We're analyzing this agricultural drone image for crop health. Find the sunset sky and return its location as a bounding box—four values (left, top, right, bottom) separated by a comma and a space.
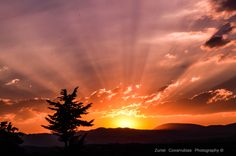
0, 0, 236, 133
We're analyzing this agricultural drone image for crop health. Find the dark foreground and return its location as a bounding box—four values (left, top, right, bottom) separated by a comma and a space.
2, 124, 236, 155
3, 142, 235, 156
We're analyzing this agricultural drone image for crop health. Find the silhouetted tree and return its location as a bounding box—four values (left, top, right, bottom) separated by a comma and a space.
42, 87, 94, 148
0, 121, 24, 153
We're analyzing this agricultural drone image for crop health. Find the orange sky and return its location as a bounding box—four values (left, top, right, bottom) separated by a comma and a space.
0, 0, 236, 133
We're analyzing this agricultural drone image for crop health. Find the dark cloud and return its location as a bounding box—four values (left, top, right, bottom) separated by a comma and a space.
212, 22, 233, 37
203, 0, 236, 48
211, 0, 236, 12
204, 22, 235, 48
205, 35, 231, 48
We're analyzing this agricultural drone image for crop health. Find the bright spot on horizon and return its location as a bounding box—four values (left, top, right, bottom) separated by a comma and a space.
116, 118, 137, 128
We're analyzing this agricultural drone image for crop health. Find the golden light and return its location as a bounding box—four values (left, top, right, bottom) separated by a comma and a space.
115, 117, 137, 128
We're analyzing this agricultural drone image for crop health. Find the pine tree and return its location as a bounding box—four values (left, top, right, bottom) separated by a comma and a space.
42, 87, 94, 148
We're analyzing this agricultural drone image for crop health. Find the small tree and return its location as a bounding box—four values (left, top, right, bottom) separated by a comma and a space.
42, 87, 94, 148
0, 121, 24, 151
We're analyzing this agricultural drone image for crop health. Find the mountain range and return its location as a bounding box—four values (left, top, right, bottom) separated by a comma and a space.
22, 123, 236, 147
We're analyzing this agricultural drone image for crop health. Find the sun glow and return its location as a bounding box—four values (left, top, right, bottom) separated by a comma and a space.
115, 117, 137, 128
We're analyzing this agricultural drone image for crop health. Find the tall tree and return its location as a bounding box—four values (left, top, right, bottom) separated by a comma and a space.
42, 87, 94, 148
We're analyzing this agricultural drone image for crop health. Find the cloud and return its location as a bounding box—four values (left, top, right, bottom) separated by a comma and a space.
191, 76, 201, 82
0, 97, 49, 132
0, 0, 224, 102
5, 78, 20, 86
211, 0, 236, 12
204, 22, 235, 48
181, 88, 236, 113
213, 75, 236, 90
0, 66, 8, 72
0, 98, 14, 105
207, 89, 234, 103
85, 83, 236, 117
166, 31, 211, 41
85, 84, 161, 109
1, 85, 236, 132
101, 103, 145, 118
131, 88, 236, 116
202, 0, 236, 19
123, 86, 133, 95
0, 0, 236, 132
0, 0, 208, 100
149, 29, 215, 44
82, 84, 166, 119
160, 80, 186, 98
0, 98, 49, 116
165, 53, 176, 59
202, 0, 236, 49
204, 36, 231, 48
0, 113, 16, 121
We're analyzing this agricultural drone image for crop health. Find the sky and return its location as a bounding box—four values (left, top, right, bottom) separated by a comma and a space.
0, 0, 236, 133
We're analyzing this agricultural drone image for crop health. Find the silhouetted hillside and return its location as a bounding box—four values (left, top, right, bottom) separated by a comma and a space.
23, 123, 236, 147
155, 123, 204, 130
23, 134, 63, 147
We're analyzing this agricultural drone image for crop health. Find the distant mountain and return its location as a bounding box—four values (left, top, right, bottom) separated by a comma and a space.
156, 122, 236, 130
23, 123, 236, 147
155, 123, 204, 130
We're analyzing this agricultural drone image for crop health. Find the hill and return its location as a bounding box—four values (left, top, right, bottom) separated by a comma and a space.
23, 123, 236, 147
155, 123, 204, 130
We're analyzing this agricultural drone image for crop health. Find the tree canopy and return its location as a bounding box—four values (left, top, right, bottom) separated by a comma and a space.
42, 87, 94, 147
